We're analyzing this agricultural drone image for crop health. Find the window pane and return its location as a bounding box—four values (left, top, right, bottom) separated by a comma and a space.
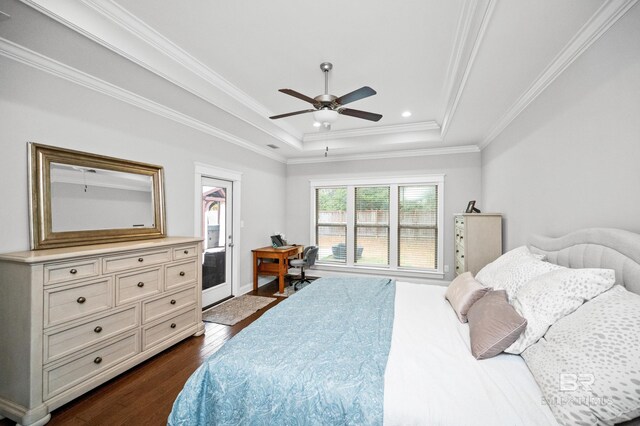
399, 228, 437, 269
316, 187, 347, 264
399, 186, 437, 226
316, 187, 347, 224
399, 185, 438, 269
316, 225, 346, 263
355, 227, 389, 265
355, 187, 389, 265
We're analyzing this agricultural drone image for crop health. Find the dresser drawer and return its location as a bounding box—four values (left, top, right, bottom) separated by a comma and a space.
165, 259, 198, 290
103, 249, 171, 273
173, 245, 198, 261
115, 267, 162, 305
455, 257, 465, 276
44, 306, 138, 363
44, 258, 100, 286
43, 331, 139, 399
44, 278, 113, 327
143, 286, 197, 324
143, 308, 197, 350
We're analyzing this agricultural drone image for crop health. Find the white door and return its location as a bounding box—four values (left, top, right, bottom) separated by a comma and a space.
201, 177, 233, 307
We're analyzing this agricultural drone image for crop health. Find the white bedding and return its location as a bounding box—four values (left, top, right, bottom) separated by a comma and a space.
384, 282, 558, 425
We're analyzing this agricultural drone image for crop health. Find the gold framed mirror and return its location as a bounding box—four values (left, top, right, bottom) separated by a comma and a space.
29, 143, 166, 250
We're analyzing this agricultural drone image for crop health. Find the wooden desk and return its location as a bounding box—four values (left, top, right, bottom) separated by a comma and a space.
252, 245, 304, 294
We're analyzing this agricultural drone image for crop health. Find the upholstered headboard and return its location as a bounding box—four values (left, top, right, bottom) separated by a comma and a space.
529, 228, 640, 296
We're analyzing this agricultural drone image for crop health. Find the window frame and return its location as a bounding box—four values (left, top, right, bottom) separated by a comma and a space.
310, 175, 444, 278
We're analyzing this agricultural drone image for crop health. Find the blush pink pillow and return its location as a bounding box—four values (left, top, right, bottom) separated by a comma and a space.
445, 272, 490, 323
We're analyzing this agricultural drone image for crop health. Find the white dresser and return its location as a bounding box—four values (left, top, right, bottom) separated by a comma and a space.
454, 214, 502, 276
0, 237, 204, 426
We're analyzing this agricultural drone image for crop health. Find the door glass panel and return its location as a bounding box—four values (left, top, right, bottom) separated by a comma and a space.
202, 185, 226, 290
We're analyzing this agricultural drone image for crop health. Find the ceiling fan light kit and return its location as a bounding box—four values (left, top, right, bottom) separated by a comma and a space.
269, 62, 383, 126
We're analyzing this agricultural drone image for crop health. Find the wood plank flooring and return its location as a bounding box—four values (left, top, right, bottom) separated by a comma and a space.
0, 280, 285, 426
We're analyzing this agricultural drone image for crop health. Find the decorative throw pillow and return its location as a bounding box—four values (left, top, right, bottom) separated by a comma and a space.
445, 272, 490, 323
505, 268, 615, 354
466, 290, 527, 360
522, 285, 640, 426
476, 254, 562, 301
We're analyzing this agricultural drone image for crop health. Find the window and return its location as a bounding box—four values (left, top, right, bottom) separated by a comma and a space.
311, 176, 443, 274
315, 187, 347, 264
398, 185, 438, 269
355, 187, 389, 266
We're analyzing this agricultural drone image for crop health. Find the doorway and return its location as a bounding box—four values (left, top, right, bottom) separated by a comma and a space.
201, 176, 233, 307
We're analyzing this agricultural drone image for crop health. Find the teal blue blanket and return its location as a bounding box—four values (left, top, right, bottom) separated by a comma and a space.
168, 276, 396, 425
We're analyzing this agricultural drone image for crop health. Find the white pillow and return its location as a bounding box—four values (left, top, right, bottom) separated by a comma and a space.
476, 249, 560, 301
522, 285, 640, 425
476, 246, 544, 283
505, 267, 615, 354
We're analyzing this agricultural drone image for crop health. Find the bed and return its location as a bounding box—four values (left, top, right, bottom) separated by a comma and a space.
169, 228, 640, 425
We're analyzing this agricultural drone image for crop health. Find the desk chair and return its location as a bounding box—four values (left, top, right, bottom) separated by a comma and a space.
289, 246, 318, 291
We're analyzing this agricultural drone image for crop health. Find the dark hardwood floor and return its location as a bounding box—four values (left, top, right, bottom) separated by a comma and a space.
0, 280, 285, 426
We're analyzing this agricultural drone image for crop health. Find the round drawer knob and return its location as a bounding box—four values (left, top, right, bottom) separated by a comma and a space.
94, 357, 102, 364
183, 250, 189, 254
94, 326, 103, 333
138, 258, 144, 262
461, 255, 464, 258
170, 323, 177, 329
137, 282, 145, 288
179, 271, 186, 277
77, 296, 86, 304
170, 299, 176, 305
70, 268, 78, 275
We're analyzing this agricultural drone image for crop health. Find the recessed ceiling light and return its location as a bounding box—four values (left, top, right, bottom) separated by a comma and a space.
313, 122, 321, 128
402, 111, 412, 118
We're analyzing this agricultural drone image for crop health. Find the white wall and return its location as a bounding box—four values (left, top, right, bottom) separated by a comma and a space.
0, 56, 286, 291
481, 4, 640, 249
285, 153, 482, 281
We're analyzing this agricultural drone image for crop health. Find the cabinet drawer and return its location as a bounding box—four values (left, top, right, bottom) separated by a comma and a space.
165, 260, 198, 290
44, 258, 100, 285
44, 278, 113, 327
173, 245, 198, 261
455, 257, 465, 276
43, 331, 139, 399
44, 306, 138, 363
143, 286, 197, 324
143, 308, 196, 350
103, 249, 171, 273
115, 267, 162, 305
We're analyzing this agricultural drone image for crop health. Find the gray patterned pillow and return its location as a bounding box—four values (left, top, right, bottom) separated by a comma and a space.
522, 285, 640, 426
476, 246, 545, 286
506, 268, 616, 354
476, 251, 561, 301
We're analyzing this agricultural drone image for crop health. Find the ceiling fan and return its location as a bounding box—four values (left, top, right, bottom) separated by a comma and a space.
269, 62, 382, 128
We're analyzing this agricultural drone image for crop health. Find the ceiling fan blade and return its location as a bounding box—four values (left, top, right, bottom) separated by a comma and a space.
339, 108, 383, 122
269, 109, 315, 120
335, 86, 377, 106
279, 89, 319, 106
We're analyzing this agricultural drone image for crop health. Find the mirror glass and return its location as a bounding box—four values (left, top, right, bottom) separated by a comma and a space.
29, 143, 166, 250
50, 163, 155, 232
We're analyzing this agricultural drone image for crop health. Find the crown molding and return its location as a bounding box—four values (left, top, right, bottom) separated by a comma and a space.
287, 145, 480, 165
20, 0, 304, 150
440, 0, 496, 139
479, 0, 638, 149
302, 121, 441, 142
0, 38, 287, 163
